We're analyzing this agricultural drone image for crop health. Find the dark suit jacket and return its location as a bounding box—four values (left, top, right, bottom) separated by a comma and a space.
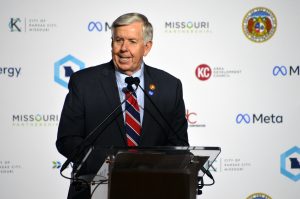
56, 60, 188, 198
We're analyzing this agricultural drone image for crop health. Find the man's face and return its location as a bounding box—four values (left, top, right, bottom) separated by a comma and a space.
112, 21, 152, 76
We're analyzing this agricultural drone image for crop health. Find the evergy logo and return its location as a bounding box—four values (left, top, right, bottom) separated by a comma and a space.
0, 67, 21, 77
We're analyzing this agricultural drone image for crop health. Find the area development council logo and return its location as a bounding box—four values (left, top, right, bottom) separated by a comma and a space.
195, 64, 242, 81
242, 7, 277, 42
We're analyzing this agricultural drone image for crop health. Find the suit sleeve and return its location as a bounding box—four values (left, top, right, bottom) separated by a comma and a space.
56, 74, 86, 159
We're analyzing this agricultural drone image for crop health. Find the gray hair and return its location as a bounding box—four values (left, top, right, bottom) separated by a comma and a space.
111, 13, 153, 43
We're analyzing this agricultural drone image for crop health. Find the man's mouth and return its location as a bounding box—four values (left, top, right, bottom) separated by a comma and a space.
119, 57, 131, 63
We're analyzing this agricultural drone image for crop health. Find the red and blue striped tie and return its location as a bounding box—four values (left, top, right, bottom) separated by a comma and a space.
125, 91, 141, 146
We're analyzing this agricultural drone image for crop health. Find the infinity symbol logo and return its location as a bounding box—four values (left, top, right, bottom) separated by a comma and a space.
88, 21, 103, 32
236, 114, 251, 124
273, 66, 287, 76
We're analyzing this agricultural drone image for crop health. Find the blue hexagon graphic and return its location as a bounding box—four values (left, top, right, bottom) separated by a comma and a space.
280, 146, 300, 181
54, 54, 85, 88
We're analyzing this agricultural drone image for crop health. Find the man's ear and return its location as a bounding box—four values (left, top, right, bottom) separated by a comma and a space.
143, 41, 153, 56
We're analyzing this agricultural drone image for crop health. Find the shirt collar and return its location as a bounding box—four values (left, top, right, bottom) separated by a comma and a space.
115, 63, 144, 86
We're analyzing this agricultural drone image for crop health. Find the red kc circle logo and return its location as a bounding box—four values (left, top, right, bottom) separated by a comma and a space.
195, 64, 212, 81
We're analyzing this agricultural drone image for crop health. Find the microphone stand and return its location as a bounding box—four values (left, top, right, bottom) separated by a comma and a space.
60, 82, 139, 182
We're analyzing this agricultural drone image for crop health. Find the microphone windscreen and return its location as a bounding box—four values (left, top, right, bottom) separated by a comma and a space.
125, 76, 134, 85
133, 77, 140, 85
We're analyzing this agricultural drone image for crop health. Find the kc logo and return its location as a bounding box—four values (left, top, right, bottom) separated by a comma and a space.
186, 109, 197, 124
9, 18, 22, 32
88, 21, 102, 32
273, 66, 287, 76
195, 64, 212, 81
236, 113, 251, 124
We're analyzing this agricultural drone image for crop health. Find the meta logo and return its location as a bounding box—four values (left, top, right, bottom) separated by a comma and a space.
9, 18, 22, 32
281, 146, 300, 181
195, 64, 212, 81
236, 113, 283, 124
88, 21, 111, 32
54, 55, 85, 88
273, 65, 300, 76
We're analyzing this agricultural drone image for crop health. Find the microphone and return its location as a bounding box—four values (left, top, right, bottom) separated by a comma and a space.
60, 79, 140, 177
125, 76, 140, 92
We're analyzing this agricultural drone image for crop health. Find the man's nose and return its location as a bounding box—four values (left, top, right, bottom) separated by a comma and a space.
121, 41, 128, 51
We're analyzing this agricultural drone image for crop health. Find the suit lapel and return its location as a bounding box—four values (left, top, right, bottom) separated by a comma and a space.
140, 65, 158, 144
97, 61, 127, 144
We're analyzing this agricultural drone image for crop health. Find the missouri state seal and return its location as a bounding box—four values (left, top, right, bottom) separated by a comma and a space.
246, 192, 272, 199
242, 7, 277, 43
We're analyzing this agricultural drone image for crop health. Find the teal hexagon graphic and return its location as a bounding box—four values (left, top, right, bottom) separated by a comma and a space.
54, 54, 85, 88
280, 146, 300, 181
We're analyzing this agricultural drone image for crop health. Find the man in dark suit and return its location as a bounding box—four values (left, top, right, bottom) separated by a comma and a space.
56, 12, 189, 199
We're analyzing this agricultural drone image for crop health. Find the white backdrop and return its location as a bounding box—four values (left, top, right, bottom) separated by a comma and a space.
1, 0, 300, 198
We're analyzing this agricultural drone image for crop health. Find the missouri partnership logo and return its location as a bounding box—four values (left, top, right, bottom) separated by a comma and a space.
273, 65, 300, 76
54, 55, 85, 88
281, 146, 300, 181
165, 20, 211, 33
242, 7, 277, 43
236, 113, 283, 124
12, 114, 59, 127
88, 21, 111, 32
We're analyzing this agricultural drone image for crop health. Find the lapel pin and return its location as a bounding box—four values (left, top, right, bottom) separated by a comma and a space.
149, 84, 156, 90
148, 90, 154, 96
148, 84, 156, 96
